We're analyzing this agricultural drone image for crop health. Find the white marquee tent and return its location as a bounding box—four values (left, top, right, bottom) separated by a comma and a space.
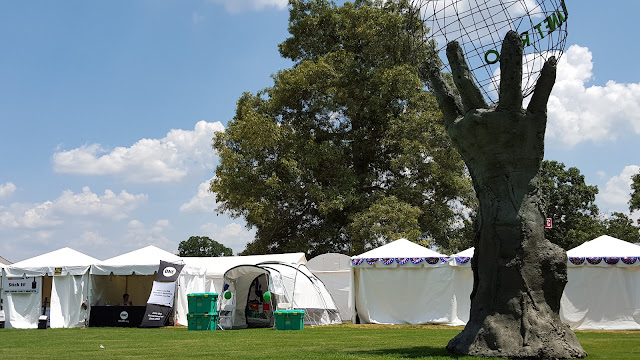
219, 261, 341, 329
561, 235, 640, 330
443, 238, 640, 331
446, 247, 474, 325
90, 245, 206, 327
307, 253, 352, 321
2, 248, 99, 328
350, 239, 464, 325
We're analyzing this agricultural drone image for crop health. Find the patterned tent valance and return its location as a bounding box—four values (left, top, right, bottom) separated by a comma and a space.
351, 257, 451, 267
568, 256, 639, 267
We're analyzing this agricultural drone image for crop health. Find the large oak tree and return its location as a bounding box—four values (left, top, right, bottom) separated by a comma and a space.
211, 0, 475, 257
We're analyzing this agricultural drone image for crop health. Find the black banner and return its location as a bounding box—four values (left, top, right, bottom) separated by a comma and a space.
140, 260, 184, 328
154, 260, 184, 282
139, 303, 171, 327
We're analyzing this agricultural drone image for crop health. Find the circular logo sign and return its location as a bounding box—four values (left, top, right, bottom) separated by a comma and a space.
120, 311, 129, 320
163, 267, 177, 277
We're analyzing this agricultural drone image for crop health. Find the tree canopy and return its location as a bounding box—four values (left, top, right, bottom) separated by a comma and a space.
539, 160, 600, 250
630, 171, 640, 213
211, 0, 475, 257
540, 160, 639, 249
177, 236, 233, 257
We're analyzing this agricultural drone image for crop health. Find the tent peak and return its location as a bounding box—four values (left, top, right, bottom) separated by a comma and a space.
352, 238, 446, 259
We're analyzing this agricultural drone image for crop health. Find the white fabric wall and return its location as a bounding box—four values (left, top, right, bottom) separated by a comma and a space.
354, 266, 460, 325
561, 265, 640, 330
449, 266, 472, 325
50, 274, 90, 328
308, 253, 352, 321
311, 270, 351, 321
5, 290, 41, 329
175, 272, 207, 326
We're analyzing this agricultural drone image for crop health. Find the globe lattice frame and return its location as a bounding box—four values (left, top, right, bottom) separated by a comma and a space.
410, 0, 568, 104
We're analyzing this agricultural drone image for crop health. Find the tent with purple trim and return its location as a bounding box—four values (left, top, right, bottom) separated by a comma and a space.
560, 235, 640, 330
349, 238, 464, 325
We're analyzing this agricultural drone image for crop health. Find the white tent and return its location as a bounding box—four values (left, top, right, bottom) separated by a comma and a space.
90, 245, 206, 327
180, 252, 306, 295
350, 239, 462, 325
446, 247, 474, 324
219, 262, 341, 329
561, 235, 640, 330
307, 253, 352, 321
3, 248, 99, 328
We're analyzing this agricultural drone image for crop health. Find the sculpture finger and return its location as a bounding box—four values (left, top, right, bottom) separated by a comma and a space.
420, 60, 463, 126
497, 30, 524, 111
527, 57, 557, 115
447, 41, 487, 111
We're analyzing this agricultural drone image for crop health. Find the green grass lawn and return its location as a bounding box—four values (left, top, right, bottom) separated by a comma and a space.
0, 324, 638, 360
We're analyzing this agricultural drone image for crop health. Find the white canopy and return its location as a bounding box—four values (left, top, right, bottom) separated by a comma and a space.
353, 238, 447, 262
91, 245, 182, 275
448, 247, 474, 267
5, 247, 99, 277
89, 245, 206, 328
350, 239, 465, 325
561, 235, 640, 330
566, 235, 640, 266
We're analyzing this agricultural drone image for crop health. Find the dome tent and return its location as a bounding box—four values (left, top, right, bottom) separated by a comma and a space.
219, 261, 341, 329
350, 238, 463, 325
561, 235, 640, 330
180, 252, 306, 295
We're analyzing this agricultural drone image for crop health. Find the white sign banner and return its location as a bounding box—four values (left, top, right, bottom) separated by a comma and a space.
147, 281, 176, 307
2, 276, 40, 293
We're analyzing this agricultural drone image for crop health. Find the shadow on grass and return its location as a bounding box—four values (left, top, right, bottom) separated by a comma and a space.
348, 345, 466, 359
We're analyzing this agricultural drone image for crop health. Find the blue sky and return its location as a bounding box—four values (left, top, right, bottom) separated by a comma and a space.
1, 0, 639, 262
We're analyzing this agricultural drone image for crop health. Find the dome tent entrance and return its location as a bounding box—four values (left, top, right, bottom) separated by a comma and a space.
219, 262, 341, 329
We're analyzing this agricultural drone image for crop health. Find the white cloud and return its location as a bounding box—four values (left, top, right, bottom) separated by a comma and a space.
0, 201, 60, 229
0, 187, 147, 229
55, 187, 148, 220
80, 231, 108, 247
200, 222, 256, 254
546, 45, 640, 146
0, 182, 17, 200
125, 219, 174, 250
52, 121, 225, 183
180, 178, 218, 213
208, 0, 288, 13
597, 165, 640, 210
